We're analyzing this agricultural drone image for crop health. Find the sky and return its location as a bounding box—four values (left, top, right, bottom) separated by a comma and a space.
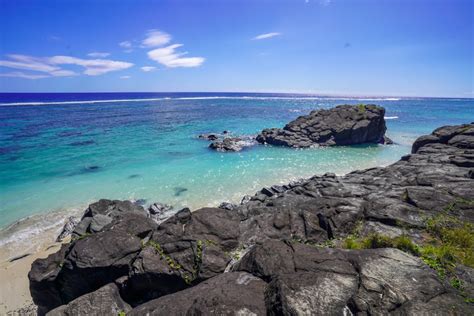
0, 0, 472, 97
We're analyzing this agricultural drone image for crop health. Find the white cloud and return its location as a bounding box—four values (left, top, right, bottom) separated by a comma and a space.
0, 54, 60, 73
142, 30, 171, 48
120, 75, 131, 79
48, 56, 133, 76
253, 32, 281, 40
0, 54, 133, 79
148, 44, 204, 68
49, 69, 78, 77
0, 71, 50, 79
87, 52, 110, 58
119, 41, 132, 48
141, 66, 157, 72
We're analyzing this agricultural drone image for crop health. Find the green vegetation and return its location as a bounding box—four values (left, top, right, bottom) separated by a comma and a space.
401, 190, 409, 202
343, 233, 419, 256
424, 213, 474, 269
227, 244, 246, 261
340, 209, 474, 301
117, 311, 126, 316
357, 104, 366, 113
204, 239, 218, 247
73, 232, 91, 241
147, 240, 183, 270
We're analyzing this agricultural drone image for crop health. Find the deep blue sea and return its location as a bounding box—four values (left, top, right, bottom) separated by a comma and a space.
0, 92, 473, 247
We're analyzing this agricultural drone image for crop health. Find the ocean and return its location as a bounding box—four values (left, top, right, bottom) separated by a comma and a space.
0, 92, 473, 248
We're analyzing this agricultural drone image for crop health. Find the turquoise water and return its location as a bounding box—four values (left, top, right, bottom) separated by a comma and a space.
0, 94, 473, 231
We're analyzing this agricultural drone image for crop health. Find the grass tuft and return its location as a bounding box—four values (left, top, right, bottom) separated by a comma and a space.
357, 104, 366, 113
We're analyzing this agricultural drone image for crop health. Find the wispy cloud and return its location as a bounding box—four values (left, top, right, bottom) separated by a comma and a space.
142, 30, 171, 48
0, 54, 61, 73
0, 71, 50, 80
148, 44, 204, 68
48, 56, 133, 76
141, 66, 157, 72
119, 41, 132, 48
253, 32, 281, 40
120, 75, 131, 79
87, 52, 110, 58
0, 54, 133, 79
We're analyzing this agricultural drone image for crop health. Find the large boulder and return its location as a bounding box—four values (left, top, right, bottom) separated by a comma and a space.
125, 207, 240, 305
72, 199, 148, 238
29, 200, 155, 315
235, 240, 471, 315
128, 272, 267, 315
412, 123, 474, 153
257, 104, 389, 147
45, 283, 131, 316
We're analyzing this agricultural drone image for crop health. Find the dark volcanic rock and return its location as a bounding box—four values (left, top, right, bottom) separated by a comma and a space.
209, 136, 257, 152
235, 240, 471, 315
412, 123, 474, 153
257, 104, 389, 147
128, 272, 267, 315
71, 199, 148, 239
31, 200, 156, 314
147, 202, 177, 223
218, 201, 238, 210
31, 123, 474, 315
198, 133, 219, 141
45, 283, 131, 316
124, 207, 240, 305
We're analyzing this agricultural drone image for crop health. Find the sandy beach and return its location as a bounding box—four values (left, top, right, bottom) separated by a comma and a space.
0, 244, 61, 315
0, 212, 77, 315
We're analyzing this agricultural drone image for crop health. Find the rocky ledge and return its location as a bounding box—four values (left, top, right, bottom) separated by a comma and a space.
30, 123, 474, 315
257, 104, 392, 148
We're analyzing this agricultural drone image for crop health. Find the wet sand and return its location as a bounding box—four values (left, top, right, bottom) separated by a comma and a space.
0, 219, 72, 315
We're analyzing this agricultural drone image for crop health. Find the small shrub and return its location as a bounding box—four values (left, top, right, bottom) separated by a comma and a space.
360, 233, 393, 249
343, 236, 363, 249
450, 277, 463, 290
342, 233, 420, 256
392, 235, 420, 256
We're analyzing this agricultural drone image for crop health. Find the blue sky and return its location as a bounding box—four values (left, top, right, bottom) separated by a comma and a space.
0, 0, 472, 97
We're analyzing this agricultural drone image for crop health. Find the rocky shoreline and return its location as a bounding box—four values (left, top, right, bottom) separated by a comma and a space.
203, 104, 393, 152
29, 122, 474, 315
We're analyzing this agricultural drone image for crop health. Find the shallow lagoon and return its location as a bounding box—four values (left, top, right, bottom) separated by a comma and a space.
0, 93, 473, 230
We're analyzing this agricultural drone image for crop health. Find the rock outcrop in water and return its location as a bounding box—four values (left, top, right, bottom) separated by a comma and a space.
257, 104, 392, 147
198, 131, 258, 152
29, 123, 474, 315
209, 136, 257, 152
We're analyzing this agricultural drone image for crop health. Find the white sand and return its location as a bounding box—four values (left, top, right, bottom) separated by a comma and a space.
0, 224, 70, 314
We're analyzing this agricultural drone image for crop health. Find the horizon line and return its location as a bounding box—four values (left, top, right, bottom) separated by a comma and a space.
0, 91, 473, 100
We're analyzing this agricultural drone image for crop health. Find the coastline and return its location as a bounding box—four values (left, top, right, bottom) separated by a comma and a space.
0, 241, 63, 315
1, 98, 472, 313
0, 210, 82, 314
26, 122, 474, 314
0, 158, 397, 314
